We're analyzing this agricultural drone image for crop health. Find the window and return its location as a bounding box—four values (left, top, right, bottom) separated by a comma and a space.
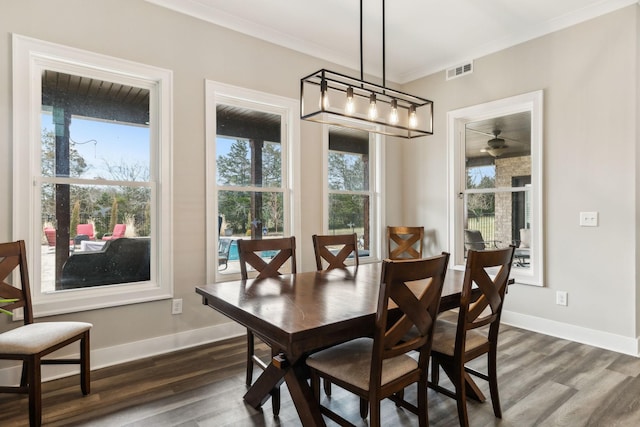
13, 35, 173, 315
324, 125, 382, 262
205, 81, 300, 281
449, 91, 543, 286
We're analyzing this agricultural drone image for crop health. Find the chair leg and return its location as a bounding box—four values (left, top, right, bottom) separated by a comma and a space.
430, 357, 440, 385
246, 330, 254, 386
418, 378, 428, 427
368, 399, 379, 427
360, 397, 368, 418
323, 378, 332, 396
452, 364, 470, 427
488, 347, 502, 418
20, 360, 28, 387
81, 332, 91, 395
28, 355, 42, 427
271, 387, 280, 417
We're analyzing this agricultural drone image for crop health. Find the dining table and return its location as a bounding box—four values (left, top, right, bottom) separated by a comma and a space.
195, 262, 492, 426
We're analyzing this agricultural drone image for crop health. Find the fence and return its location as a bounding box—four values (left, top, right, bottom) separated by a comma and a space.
466, 215, 495, 242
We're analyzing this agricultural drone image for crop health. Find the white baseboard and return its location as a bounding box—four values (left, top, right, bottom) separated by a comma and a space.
502, 310, 639, 356
0, 321, 245, 385
3, 314, 637, 386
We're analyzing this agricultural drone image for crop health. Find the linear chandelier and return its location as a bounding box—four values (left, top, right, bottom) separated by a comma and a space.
300, 0, 433, 139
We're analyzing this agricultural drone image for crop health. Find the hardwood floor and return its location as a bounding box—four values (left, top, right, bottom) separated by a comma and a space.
2, 325, 640, 426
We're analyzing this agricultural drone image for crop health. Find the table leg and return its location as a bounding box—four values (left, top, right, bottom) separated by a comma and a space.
463, 372, 486, 402
243, 363, 286, 408
284, 363, 326, 427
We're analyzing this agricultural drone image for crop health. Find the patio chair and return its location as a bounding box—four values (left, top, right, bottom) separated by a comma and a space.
75, 224, 95, 242
463, 229, 500, 251
44, 227, 56, 247
218, 237, 232, 270
101, 224, 126, 241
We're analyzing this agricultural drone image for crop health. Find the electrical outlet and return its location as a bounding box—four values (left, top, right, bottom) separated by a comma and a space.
579, 211, 598, 227
171, 298, 183, 315
556, 291, 568, 306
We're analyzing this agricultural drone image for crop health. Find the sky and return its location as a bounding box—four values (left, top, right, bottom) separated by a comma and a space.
42, 112, 149, 180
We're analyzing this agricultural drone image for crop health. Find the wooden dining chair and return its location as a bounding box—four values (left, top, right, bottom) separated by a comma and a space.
306, 253, 450, 427
0, 240, 92, 427
429, 246, 515, 427
237, 236, 296, 416
312, 233, 359, 271
387, 226, 424, 259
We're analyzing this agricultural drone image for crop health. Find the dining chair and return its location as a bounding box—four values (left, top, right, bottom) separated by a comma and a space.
312, 233, 359, 271
237, 236, 296, 416
306, 253, 450, 427
0, 240, 92, 427
387, 226, 424, 259
429, 246, 515, 427
311, 233, 360, 398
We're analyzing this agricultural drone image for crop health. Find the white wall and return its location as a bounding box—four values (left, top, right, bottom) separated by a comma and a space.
403, 6, 639, 354
0, 1, 638, 383
0, 0, 395, 374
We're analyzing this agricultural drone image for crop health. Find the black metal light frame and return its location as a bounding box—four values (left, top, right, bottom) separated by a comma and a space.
300, 0, 434, 139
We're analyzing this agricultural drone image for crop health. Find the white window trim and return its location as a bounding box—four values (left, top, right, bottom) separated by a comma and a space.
322, 122, 384, 263
448, 90, 544, 286
12, 34, 173, 316
204, 81, 301, 283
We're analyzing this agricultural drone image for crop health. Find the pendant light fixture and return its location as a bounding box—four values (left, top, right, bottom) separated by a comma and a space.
300, 0, 434, 139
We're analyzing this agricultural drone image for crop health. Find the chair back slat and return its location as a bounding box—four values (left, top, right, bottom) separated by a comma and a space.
237, 237, 296, 280
0, 240, 34, 324
386, 226, 424, 260
312, 233, 358, 270
373, 254, 449, 365
459, 246, 515, 338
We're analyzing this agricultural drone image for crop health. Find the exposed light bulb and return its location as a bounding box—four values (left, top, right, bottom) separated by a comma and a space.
320, 79, 330, 110
345, 87, 355, 115
368, 93, 377, 120
408, 104, 418, 128
389, 99, 399, 124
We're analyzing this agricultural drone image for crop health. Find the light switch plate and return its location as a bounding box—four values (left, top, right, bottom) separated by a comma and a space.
579, 211, 598, 227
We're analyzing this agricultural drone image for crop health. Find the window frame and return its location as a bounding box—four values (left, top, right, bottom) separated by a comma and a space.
323, 123, 384, 263
12, 34, 173, 316
448, 91, 544, 286
205, 81, 301, 283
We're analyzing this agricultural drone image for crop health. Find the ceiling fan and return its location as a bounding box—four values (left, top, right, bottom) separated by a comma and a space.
481, 130, 509, 157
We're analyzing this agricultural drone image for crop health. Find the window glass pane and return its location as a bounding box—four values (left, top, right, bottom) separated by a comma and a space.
216, 105, 281, 188
40, 70, 152, 292
328, 194, 368, 251
41, 71, 150, 180
216, 138, 281, 188
41, 183, 151, 291
328, 128, 369, 191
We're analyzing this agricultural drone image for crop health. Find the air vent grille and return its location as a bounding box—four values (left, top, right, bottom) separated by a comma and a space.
446, 61, 473, 80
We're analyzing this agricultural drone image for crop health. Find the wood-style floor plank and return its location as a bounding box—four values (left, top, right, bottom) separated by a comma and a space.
2, 325, 640, 426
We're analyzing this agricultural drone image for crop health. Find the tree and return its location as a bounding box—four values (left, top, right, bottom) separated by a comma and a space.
40, 129, 88, 226
109, 197, 119, 232
70, 200, 80, 237
466, 167, 496, 218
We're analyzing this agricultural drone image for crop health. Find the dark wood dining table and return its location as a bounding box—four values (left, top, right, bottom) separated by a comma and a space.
195, 262, 484, 426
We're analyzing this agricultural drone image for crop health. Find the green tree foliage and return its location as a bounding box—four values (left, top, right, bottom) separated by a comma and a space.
109, 197, 118, 232
327, 151, 367, 231
40, 129, 88, 226
70, 200, 80, 237
216, 140, 283, 234
466, 167, 496, 218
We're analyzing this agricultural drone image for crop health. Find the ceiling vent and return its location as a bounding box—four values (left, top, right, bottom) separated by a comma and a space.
446, 61, 473, 80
